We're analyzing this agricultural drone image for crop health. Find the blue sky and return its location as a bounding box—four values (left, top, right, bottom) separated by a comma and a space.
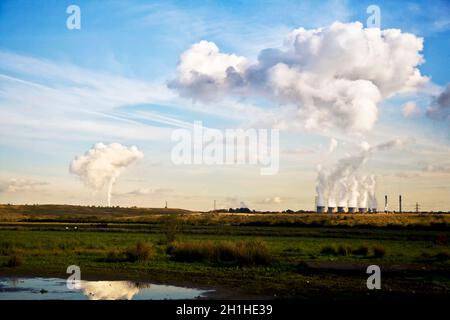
0, 0, 449, 211
2, 0, 448, 83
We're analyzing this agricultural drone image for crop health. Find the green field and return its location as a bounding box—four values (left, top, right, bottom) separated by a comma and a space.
0, 204, 449, 299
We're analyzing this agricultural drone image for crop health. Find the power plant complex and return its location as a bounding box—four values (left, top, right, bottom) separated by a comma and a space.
316, 194, 403, 213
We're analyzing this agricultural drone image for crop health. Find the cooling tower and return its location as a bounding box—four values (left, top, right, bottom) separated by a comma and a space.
337, 206, 346, 213
348, 207, 357, 213
358, 207, 368, 213
327, 207, 336, 213
316, 206, 326, 213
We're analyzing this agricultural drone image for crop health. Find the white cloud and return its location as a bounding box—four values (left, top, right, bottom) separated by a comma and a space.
170, 41, 248, 101
328, 138, 338, 153
0, 51, 278, 148
0, 178, 48, 193
259, 196, 283, 204
402, 101, 420, 117
426, 84, 450, 121
0, 52, 175, 111
421, 163, 450, 173
171, 22, 428, 132
117, 187, 173, 197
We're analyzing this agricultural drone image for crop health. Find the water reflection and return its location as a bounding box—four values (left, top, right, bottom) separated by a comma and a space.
0, 277, 212, 300
81, 281, 144, 300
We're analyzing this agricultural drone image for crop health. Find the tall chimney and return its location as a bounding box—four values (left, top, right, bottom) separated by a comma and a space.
399, 195, 402, 213
384, 195, 388, 213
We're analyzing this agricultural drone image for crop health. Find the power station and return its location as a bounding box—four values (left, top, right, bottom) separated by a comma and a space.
315, 194, 404, 213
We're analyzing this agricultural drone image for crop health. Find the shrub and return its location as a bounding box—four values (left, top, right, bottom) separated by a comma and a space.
320, 245, 337, 255
352, 245, 369, 256
234, 239, 271, 265
6, 254, 22, 267
373, 245, 386, 258
124, 242, 154, 262
168, 239, 271, 266
169, 241, 213, 262
337, 245, 352, 256
214, 241, 239, 263
164, 223, 179, 244
157, 215, 181, 245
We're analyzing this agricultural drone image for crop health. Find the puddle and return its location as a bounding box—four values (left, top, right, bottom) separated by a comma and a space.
0, 277, 213, 300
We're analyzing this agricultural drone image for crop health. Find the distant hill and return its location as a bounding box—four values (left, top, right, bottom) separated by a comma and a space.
0, 204, 195, 222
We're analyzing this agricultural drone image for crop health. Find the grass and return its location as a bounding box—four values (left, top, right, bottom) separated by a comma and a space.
435, 234, 448, 245
320, 245, 338, 255
6, 254, 22, 267
0, 241, 15, 256
125, 241, 154, 262
104, 242, 155, 262
352, 246, 369, 256
320, 244, 385, 258
104, 250, 123, 262
1, 204, 449, 229
0, 205, 449, 298
434, 251, 450, 261
373, 245, 386, 258
168, 239, 271, 266
337, 245, 352, 256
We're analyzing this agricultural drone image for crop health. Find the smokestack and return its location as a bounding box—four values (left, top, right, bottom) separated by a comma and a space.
384, 195, 388, 212
399, 195, 402, 213
337, 206, 346, 213
327, 207, 336, 214
316, 206, 326, 213
348, 207, 357, 213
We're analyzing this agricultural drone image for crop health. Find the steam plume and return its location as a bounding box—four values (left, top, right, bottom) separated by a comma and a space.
316, 139, 406, 210
70, 143, 143, 206
171, 22, 427, 132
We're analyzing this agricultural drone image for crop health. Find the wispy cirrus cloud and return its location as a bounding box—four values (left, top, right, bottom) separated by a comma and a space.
0, 50, 277, 146
0, 51, 179, 144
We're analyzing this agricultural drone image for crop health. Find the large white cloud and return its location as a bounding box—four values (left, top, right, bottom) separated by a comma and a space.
171, 22, 428, 132
170, 40, 249, 100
